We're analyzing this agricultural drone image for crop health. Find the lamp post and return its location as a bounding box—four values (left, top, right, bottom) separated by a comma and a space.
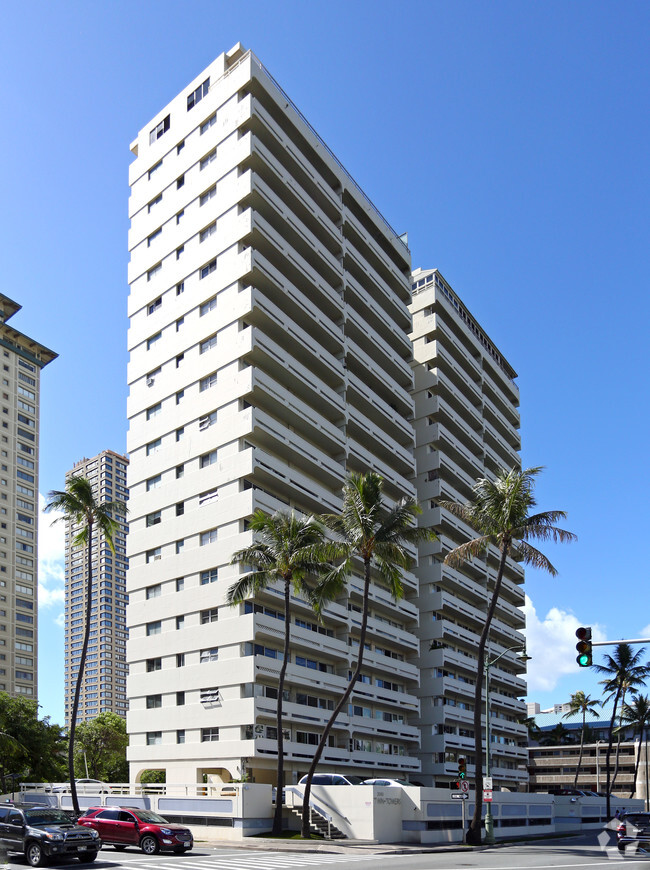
484, 644, 531, 846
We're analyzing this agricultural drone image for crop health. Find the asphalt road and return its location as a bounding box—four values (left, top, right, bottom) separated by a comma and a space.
2, 832, 648, 870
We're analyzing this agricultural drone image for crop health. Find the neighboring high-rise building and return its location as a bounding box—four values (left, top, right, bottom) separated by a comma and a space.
126, 44, 421, 785
410, 268, 528, 790
64, 450, 129, 725
0, 294, 56, 701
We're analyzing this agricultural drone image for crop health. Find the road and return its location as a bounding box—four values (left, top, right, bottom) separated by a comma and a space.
2, 832, 648, 870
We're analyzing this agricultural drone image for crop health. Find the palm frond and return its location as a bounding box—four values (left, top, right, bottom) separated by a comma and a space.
443, 535, 494, 567
516, 541, 559, 575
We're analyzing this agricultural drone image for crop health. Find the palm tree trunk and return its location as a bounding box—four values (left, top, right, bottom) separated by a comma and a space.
467, 544, 509, 846
605, 687, 622, 820
68, 517, 94, 816
630, 726, 643, 799
301, 558, 372, 838
271, 577, 291, 836
611, 690, 627, 795
573, 711, 586, 789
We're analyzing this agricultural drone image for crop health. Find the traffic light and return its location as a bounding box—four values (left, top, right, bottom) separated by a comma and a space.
576, 626, 593, 667
458, 757, 467, 779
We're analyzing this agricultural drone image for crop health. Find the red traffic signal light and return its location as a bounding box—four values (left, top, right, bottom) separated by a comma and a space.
575, 626, 592, 667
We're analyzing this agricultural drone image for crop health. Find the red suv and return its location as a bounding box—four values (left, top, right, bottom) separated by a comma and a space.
77, 807, 193, 854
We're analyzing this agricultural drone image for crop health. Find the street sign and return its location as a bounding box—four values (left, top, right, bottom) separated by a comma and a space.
483, 789, 493, 802
451, 793, 469, 800
483, 777, 493, 790
460, 780, 469, 793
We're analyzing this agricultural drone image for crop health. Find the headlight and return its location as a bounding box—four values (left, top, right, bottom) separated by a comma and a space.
45, 833, 65, 841
160, 828, 172, 835
89, 829, 100, 838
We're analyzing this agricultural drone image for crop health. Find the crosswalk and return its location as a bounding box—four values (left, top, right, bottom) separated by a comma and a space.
6, 848, 381, 870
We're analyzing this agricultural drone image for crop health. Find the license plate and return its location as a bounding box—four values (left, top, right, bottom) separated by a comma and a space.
78, 846, 88, 851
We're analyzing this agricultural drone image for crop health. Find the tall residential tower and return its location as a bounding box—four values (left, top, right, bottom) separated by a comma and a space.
64, 450, 129, 725
126, 45, 421, 785
0, 294, 56, 701
410, 268, 528, 790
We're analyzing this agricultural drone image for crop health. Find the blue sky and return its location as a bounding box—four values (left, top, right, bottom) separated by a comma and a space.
1, 0, 648, 725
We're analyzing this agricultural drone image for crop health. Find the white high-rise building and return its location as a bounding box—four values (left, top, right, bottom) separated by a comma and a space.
410, 268, 528, 790
0, 294, 56, 701
126, 44, 421, 786
64, 450, 129, 725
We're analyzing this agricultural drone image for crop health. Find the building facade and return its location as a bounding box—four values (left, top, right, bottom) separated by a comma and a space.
0, 294, 56, 701
126, 44, 421, 785
64, 450, 129, 725
410, 268, 528, 789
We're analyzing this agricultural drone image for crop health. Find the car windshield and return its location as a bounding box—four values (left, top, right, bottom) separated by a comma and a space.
24, 809, 74, 826
133, 810, 169, 824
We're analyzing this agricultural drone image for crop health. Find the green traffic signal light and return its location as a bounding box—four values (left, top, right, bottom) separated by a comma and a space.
575, 626, 593, 667
458, 757, 467, 779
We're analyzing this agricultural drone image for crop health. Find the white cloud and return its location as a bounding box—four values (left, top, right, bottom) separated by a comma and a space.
523, 594, 606, 693
38, 493, 66, 624
640, 624, 650, 639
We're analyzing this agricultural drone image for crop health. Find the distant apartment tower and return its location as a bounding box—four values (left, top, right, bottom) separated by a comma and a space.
126, 44, 420, 785
410, 268, 528, 789
0, 294, 56, 701
64, 450, 129, 725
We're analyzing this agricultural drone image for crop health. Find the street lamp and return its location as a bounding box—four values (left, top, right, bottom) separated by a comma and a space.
484, 643, 531, 846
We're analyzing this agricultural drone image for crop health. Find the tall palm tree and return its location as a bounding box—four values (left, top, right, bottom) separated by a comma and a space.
45, 476, 126, 815
228, 509, 330, 837
538, 722, 575, 746
608, 677, 638, 794
618, 695, 650, 799
440, 466, 575, 845
300, 471, 434, 838
563, 692, 601, 788
595, 643, 650, 818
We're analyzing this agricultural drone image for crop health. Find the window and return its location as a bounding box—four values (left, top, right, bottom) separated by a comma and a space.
199, 487, 218, 506
146, 731, 162, 745
200, 184, 216, 205
176, 691, 185, 706
146, 511, 161, 527
146, 694, 162, 709
201, 568, 218, 585
176, 616, 184, 630
200, 528, 217, 546
200, 371, 217, 391
177, 729, 185, 743
146, 584, 161, 599
201, 607, 218, 624
200, 113, 216, 134
146, 403, 161, 421
201, 727, 219, 741
149, 114, 170, 144
176, 209, 184, 224
199, 411, 216, 430
146, 658, 161, 672
176, 317, 184, 331
146, 438, 162, 456
200, 222, 216, 243
176, 653, 185, 667
176, 175, 184, 189
176, 502, 184, 516
200, 648, 218, 663
147, 332, 161, 350
175, 577, 184, 591
176, 282, 184, 295
148, 160, 162, 179
146, 475, 162, 491
176, 427, 184, 442
177, 140, 185, 154
176, 246, 184, 259
147, 263, 162, 281
187, 77, 209, 110
146, 621, 161, 636
148, 193, 162, 212
146, 548, 161, 563
200, 148, 217, 170
200, 450, 217, 468
147, 229, 162, 248
200, 334, 217, 354
200, 296, 217, 316
176, 464, 184, 479
176, 390, 184, 404
200, 258, 216, 279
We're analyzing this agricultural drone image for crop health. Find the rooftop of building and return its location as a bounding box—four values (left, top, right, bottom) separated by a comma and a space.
0, 292, 57, 367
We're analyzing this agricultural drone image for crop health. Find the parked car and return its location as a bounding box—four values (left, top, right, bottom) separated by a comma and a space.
77, 807, 193, 854
617, 812, 650, 852
298, 774, 364, 786
0, 803, 101, 866
362, 778, 413, 787
52, 779, 108, 794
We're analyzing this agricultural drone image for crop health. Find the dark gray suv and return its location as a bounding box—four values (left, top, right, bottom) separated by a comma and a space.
0, 804, 101, 866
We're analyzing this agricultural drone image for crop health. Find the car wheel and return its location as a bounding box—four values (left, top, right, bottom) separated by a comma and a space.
26, 842, 48, 867
140, 835, 159, 855
79, 853, 97, 863
618, 844, 626, 853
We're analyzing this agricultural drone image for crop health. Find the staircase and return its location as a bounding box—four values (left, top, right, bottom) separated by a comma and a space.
286, 806, 347, 839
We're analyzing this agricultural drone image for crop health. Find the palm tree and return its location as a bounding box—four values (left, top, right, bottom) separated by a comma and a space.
300, 471, 434, 838
45, 476, 126, 815
563, 692, 600, 787
595, 643, 650, 818
440, 466, 575, 845
618, 695, 650, 799
228, 509, 330, 837
538, 722, 575, 746
609, 677, 638, 794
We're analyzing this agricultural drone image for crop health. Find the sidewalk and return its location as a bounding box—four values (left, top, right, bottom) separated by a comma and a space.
194, 837, 475, 855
